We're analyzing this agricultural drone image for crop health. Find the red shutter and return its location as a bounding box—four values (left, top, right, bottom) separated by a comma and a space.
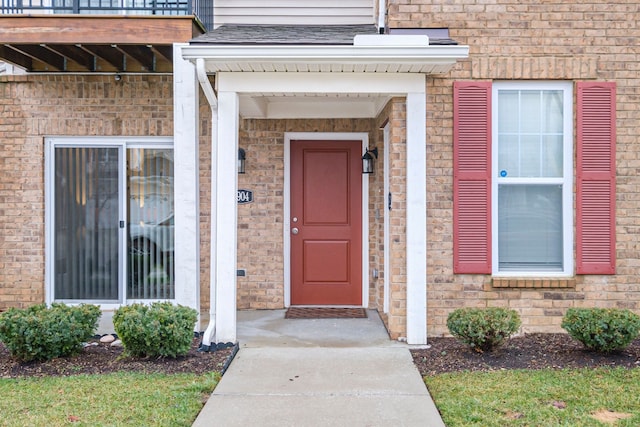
576, 82, 616, 274
453, 81, 492, 274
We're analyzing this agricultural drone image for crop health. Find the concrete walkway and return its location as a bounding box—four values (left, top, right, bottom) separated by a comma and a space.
192, 310, 445, 427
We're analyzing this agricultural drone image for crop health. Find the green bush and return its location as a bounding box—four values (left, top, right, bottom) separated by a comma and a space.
561, 308, 640, 353
0, 303, 100, 362
447, 307, 521, 352
113, 302, 198, 358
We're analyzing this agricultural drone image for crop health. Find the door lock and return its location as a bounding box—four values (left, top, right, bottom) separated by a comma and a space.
292, 227, 299, 235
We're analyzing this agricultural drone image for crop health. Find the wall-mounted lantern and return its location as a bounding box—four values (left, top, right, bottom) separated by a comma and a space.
362, 147, 378, 174
238, 148, 246, 174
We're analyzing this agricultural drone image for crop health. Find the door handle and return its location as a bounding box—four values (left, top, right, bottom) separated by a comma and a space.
292, 227, 299, 235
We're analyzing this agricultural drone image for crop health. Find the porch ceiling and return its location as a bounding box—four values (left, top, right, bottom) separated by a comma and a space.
0, 15, 204, 72
238, 92, 392, 119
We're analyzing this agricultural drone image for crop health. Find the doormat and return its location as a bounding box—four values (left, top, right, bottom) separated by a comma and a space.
285, 307, 367, 319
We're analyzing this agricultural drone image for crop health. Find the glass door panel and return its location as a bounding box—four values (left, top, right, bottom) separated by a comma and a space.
127, 148, 174, 299
54, 147, 121, 301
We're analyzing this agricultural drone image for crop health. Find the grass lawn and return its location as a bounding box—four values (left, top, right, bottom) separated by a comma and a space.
425, 367, 640, 426
0, 372, 219, 426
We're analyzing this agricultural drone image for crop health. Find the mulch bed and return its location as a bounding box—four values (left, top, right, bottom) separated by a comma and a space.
0, 336, 234, 379
4, 332, 640, 380
284, 307, 367, 319
411, 333, 640, 376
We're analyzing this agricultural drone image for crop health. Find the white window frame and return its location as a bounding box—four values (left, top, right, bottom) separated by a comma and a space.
45, 136, 174, 309
491, 81, 574, 277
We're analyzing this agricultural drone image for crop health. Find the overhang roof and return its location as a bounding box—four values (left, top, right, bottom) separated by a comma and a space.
184, 25, 468, 75
191, 24, 380, 45
181, 25, 469, 119
191, 24, 460, 46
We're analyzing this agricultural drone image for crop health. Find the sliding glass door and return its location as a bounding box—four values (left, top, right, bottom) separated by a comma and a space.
48, 139, 174, 303
54, 146, 122, 301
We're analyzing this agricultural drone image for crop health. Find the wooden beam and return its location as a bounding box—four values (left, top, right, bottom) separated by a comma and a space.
78, 45, 124, 71
117, 45, 156, 72
152, 45, 173, 62
7, 44, 65, 71
0, 16, 202, 45
44, 45, 96, 71
0, 45, 32, 70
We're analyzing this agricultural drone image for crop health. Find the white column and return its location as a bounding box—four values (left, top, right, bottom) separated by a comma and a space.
172, 43, 200, 312
214, 89, 239, 343
406, 90, 427, 345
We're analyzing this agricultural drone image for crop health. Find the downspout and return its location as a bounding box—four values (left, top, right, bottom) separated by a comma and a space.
196, 58, 219, 351
377, 0, 386, 33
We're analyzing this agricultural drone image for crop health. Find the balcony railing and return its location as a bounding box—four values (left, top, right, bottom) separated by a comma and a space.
1, 0, 213, 30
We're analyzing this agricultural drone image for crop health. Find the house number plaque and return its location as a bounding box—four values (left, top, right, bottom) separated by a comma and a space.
237, 189, 254, 204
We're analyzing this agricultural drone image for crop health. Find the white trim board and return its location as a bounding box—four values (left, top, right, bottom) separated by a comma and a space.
216, 72, 427, 94
284, 132, 370, 308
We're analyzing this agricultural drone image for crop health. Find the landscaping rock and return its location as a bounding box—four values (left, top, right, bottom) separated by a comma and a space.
99, 334, 115, 344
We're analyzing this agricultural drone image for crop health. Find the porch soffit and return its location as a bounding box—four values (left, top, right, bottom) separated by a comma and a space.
208, 72, 431, 118
182, 44, 469, 75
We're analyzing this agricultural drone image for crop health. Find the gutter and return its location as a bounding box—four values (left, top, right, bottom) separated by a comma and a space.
195, 57, 219, 351
183, 44, 470, 62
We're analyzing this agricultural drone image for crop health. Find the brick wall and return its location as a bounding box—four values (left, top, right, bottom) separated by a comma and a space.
384, 98, 410, 339
0, 76, 42, 309
0, 74, 175, 310
198, 90, 212, 315
369, 106, 389, 318
389, 0, 640, 335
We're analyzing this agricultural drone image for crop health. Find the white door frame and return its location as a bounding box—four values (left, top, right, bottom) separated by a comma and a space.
284, 132, 370, 307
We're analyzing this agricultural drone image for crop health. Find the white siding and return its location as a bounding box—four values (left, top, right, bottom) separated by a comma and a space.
214, 0, 375, 28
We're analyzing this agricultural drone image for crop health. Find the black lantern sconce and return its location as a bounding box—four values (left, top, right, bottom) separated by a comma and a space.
362, 147, 378, 174
238, 148, 246, 174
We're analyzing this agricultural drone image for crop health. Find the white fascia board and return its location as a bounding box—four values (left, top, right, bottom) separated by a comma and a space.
264, 99, 377, 119
217, 72, 426, 94
181, 44, 469, 71
182, 44, 469, 62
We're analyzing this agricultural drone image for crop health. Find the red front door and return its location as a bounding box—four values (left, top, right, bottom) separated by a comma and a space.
290, 140, 362, 305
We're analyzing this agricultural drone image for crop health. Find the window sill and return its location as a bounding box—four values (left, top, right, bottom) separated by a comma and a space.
492, 278, 576, 289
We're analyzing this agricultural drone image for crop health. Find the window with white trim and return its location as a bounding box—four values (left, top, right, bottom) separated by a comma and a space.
492, 82, 573, 275
454, 81, 615, 277
46, 137, 175, 303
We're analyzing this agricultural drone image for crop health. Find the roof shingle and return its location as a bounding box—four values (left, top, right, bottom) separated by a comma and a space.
190, 24, 379, 45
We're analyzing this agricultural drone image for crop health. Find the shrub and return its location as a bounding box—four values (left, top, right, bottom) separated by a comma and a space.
447, 307, 521, 352
113, 302, 198, 358
561, 308, 640, 353
0, 303, 101, 362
